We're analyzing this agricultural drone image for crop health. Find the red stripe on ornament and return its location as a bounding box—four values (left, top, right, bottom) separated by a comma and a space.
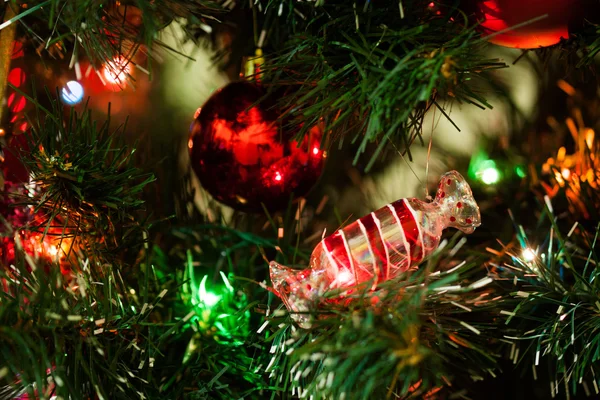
391, 199, 424, 264
323, 231, 353, 276
359, 213, 388, 283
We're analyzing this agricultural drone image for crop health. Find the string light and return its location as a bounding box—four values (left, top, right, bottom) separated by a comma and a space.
542, 113, 598, 219
469, 154, 502, 185
197, 275, 222, 308
47, 245, 59, 257
103, 58, 131, 84
61, 81, 84, 105
481, 166, 500, 185
201, 291, 221, 307
522, 248, 536, 262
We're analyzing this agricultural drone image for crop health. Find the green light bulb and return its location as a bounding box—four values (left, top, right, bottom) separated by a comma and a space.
198, 275, 222, 308
201, 291, 221, 307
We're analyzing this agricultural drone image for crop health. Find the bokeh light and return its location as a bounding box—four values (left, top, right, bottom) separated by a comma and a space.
481, 166, 500, 185
103, 58, 131, 84
522, 248, 536, 262
61, 81, 84, 105
197, 275, 222, 308
201, 291, 221, 307
469, 153, 503, 185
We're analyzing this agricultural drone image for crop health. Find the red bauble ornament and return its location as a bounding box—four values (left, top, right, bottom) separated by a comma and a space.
477, 0, 583, 49
189, 81, 325, 212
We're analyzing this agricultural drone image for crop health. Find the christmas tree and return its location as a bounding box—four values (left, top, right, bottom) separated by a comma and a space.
1, 1, 600, 399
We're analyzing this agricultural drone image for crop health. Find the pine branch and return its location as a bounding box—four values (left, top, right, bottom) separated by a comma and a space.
575, 21, 600, 67
260, 0, 507, 171
0, 218, 160, 399
2, 0, 225, 70
9, 87, 155, 258
490, 207, 600, 398
0, 215, 278, 399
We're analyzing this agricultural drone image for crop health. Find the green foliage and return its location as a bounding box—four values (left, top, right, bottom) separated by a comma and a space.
261, 0, 507, 171
3, 1, 600, 399
576, 22, 600, 67
12, 88, 154, 256
0, 220, 156, 400
492, 206, 600, 398
0, 218, 271, 400
0, 92, 270, 399
3, 0, 224, 70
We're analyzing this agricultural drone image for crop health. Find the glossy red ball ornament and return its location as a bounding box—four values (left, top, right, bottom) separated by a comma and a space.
477, 0, 577, 49
189, 81, 325, 212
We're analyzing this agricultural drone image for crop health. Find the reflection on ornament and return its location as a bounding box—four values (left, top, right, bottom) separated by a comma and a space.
270, 171, 481, 328
61, 81, 84, 105
477, 0, 572, 48
103, 58, 131, 84
189, 81, 325, 212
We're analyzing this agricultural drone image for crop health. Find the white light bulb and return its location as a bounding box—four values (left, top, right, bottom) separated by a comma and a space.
522, 248, 536, 262
61, 81, 84, 105
481, 167, 500, 185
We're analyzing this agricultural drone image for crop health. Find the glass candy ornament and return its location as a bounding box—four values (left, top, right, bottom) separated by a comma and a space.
270, 171, 481, 328
189, 81, 325, 212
